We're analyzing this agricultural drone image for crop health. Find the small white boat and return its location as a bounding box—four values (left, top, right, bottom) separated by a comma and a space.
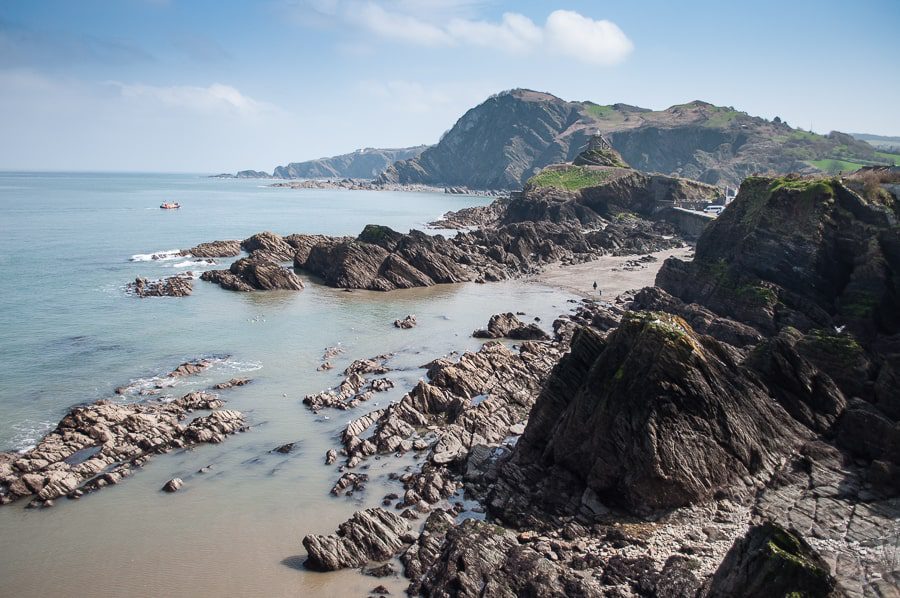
160, 202, 181, 210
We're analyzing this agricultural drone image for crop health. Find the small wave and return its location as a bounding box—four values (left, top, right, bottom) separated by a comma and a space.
130, 249, 182, 262
173, 260, 206, 268
10, 419, 56, 453
220, 360, 263, 374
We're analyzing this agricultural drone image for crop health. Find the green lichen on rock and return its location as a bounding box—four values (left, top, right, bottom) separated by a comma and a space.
839, 289, 879, 319
800, 329, 863, 358
706, 522, 837, 598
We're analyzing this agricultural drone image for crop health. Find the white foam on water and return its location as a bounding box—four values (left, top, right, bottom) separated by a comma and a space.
129, 249, 182, 262
11, 419, 56, 453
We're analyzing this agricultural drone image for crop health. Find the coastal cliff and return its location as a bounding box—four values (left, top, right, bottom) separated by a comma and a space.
378, 89, 892, 189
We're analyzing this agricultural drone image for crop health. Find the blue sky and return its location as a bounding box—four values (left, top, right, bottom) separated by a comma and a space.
1, 0, 898, 172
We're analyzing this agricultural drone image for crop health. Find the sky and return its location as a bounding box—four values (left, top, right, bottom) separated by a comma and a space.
1, 0, 898, 173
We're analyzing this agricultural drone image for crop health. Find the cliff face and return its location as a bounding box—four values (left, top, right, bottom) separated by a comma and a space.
272, 145, 428, 179
378, 89, 890, 189
380, 90, 584, 189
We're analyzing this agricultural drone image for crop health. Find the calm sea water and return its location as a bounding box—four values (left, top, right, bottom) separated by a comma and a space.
0, 173, 577, 597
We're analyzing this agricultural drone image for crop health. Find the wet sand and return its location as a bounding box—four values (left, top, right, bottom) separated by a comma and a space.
530, 246, 694, 298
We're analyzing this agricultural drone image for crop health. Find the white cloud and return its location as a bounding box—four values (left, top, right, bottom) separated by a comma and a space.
294, 2, 633, 66
544, 10, 633, 66
109, 82, 277, 115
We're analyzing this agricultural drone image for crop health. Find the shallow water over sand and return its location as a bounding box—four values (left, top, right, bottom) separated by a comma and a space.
0, 173, 579, 597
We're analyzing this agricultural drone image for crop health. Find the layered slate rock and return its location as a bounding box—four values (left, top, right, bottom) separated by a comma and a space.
201, 253, 303, 292
656, 175, 899, 343
656, 174, 900, 476
497, 313, 808, 515
0, 390, 245, 507
302, 508, 411, 571
240, 231, 296, 261
181, 240, 241, 258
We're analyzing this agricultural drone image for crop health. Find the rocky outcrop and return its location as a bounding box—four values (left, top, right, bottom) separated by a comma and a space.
393, 315, 416, 329
703, 522, 838, 598
495, 313, 809, 516
656, 176, 899, 342
201, 253, 304, 292
472, 312, 549, 340
181, 240, 241, 258
303, 355, 391, 411
302, 508, 411, 571
0, 389, 246, 507
240, 231, 295, 261
336, 341, 559, 471
162, 478, 183, 493
272, 146, 429, 180
126, 273, 193, 297
656, 175, 900, 470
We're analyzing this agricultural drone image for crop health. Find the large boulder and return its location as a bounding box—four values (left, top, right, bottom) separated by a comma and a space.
505, 313, 809, 514
241, 231, 295, 261
302, 508, 411, 571
473, 313, 549, 340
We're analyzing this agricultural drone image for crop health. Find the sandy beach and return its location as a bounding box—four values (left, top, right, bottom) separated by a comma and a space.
531, 245, 694, 298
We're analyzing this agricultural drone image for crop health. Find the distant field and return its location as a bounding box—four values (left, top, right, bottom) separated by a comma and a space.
875, 151, 900, 165
807, 158, 868, 174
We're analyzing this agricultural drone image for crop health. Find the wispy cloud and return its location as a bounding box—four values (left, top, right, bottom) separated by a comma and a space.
286, 2, 633, 65
108, 81, 278, 115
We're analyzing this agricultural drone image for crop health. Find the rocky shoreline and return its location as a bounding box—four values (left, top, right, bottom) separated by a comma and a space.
269, 178, 505, 197
296, 169, 899, 597
0, 359, 252, 508
23, 164, 899, 596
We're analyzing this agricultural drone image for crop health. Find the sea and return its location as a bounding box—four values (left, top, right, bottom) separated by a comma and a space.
0, 172, 578, 597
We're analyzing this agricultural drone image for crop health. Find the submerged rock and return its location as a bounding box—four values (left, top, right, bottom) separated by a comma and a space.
393, 315, 417, 329
162, 478, 183, 493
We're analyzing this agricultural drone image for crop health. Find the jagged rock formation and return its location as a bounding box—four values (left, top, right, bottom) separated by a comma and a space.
126, 273, 193, 297
493, 314, 808, 516
473, 312, 549, 340
0, 389, 246, 507
200, 232, 304, 291
303, 355, 392, 411
302, 508, 411, 571
573, 135, 629, 168
295, 173, 899, 596
378, 89, 891, 189
181, 240, 241, 258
